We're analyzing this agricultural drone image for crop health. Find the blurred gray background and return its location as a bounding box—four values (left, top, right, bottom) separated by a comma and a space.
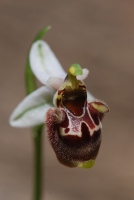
1, 0, 134, 199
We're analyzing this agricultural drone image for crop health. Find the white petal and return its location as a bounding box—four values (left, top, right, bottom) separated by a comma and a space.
47, 77, 64, 90
87, 91, 95, 102
29, 40, 66, 85
9, 86, 55, 128
77, 68, 89, 80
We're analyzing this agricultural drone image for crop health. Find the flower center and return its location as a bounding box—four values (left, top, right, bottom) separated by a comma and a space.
54, 64, 87, 116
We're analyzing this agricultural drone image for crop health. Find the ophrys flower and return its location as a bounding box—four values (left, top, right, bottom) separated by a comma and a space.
9, 35, 109, 168
46, 64, 109, 168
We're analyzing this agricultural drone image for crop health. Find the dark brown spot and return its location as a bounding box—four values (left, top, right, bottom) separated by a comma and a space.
60, 111, 69, 128
81, 122, 91, 141
65, 128, 70, 133
91, 129, 101, 142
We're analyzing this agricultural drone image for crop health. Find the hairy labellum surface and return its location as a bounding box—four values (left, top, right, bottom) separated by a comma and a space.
46, 77, 109, 168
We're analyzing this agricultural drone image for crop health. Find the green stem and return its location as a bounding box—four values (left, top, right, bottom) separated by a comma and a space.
25, 59, 44, 200
33, 125, 44, 200
25, 58, 36, 95
25, 26, 51, 200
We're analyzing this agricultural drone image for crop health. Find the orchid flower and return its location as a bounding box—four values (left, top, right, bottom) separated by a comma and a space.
9, 29, 109, 169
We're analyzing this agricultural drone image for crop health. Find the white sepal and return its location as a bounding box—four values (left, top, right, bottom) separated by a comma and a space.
9, 86, 55, 128
29, 40, 66, 85
47, 77, 64, 90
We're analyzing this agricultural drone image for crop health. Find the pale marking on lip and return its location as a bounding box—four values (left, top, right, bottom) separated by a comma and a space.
60, 106, 102, 137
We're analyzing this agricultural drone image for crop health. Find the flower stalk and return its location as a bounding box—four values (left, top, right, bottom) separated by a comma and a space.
25, 26, 51, 200
25, 50, 44, 200
33, 124, 44, 200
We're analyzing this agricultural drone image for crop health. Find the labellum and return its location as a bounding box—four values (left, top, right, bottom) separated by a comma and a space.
46, 64, 109, 168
